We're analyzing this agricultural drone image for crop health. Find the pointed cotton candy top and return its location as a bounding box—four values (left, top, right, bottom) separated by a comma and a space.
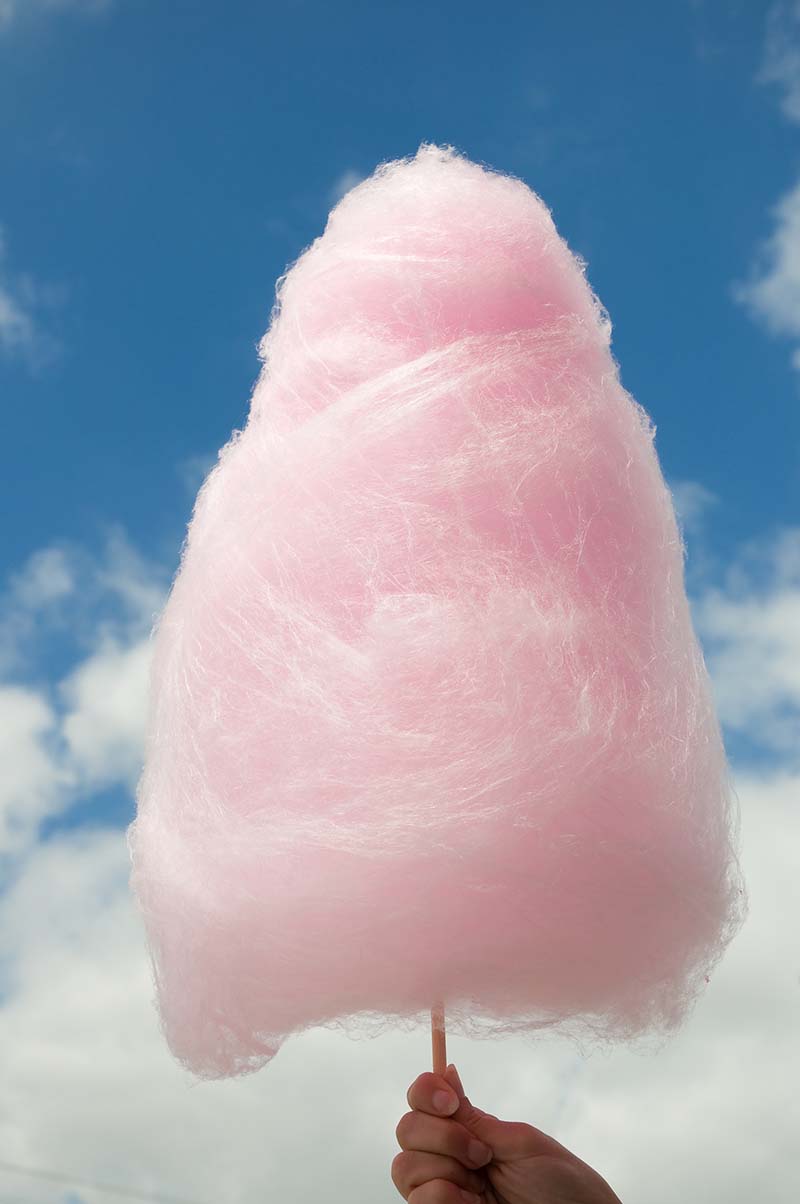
129, 144, 745, 1078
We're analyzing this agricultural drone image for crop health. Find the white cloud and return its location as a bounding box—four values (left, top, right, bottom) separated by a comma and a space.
668, 478, 721, 590
670, 478, 718, 535
0, 225, 63, 369
0, 280, 35, 352
567, 768, 800, 1203
0, 686, 73, 856
7, 545, 76, 609
0, 521, 797, 1203
0, 761, 795, 1204
0, 529, 167, 855
760, 0, 800, 122
0, 226, 37, 358
736, 4, 800, 363
0, 0, 111, 32
735, 178, 800, 344
176, 452, 217, 499
0, 828, 411, 1204
696, 528, 800, 760
0, 544, 76, 675
0, 526, 166, 674
329, 168, 365, 205
90, 525, 167, 635
59, 635, 151, 792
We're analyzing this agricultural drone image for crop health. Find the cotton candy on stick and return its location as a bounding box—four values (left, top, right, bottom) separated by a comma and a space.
128, 144, 744, 1080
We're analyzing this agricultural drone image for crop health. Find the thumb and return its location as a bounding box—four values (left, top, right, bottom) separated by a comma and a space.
443, 1064, 507, 1151
443, 1063, 565, 1163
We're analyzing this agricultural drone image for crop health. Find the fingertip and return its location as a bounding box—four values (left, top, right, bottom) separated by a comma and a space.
445, 1062, 466, 1099
406, 1071, 459, 1116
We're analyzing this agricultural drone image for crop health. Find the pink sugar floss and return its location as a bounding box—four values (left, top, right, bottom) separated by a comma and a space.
128, 144, 745, 1079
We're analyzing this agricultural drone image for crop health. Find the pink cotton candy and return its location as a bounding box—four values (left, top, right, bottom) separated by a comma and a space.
128, 143, 745, 1079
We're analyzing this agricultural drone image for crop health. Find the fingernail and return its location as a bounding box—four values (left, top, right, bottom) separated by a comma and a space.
432, 1089, 458, 1115
468, 1138, 492, 1167
461, 1193, 481, 1204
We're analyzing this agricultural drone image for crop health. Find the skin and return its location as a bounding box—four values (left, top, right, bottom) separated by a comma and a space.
392, 1064, 623, 1204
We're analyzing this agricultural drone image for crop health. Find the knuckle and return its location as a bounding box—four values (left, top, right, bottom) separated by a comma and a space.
395, 1110, 417, 1147
508, 1119, 552, 1156
450, 1122, 477, 1163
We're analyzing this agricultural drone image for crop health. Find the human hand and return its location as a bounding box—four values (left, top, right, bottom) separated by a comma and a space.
392, 1063, 622, 1204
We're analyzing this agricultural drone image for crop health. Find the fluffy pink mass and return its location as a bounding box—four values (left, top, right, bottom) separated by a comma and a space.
128, 144, 744, 1079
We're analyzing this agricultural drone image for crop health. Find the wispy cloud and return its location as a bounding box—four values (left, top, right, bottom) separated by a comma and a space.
0, 545, 76, 678
0, 528, 168, 858
760, 0, 800, 121
329, 168, 365, 206
735, 3, 800, 367
734, 179, 800, 363
670, 478, 719, 536
0, 686, 73, 855
0, 227, 37, 359
0, 282, 35, 353
59, 636, 152, 793
0, 224, 62, 370
0, 526, 166, 676
176, 451, 218, 499
7, 545, 76, 609
666, 477, 721, 587
696, 527, 800, 760
0, 0, 111, 33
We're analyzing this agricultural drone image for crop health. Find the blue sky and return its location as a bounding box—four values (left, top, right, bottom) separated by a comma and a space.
1, 0, 797, 575
0, 4, 799, 1204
